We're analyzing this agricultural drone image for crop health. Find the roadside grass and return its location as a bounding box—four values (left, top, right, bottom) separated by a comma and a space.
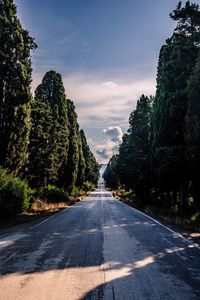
30, 198, 69, 213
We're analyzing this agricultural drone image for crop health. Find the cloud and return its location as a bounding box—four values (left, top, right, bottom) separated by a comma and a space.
96, 140, 119, 161
103, 126, 123, 143
61, 72, 156, 129
95, 126, 124, 163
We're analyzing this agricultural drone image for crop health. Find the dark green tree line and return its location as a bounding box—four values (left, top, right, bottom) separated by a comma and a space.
104, 1, 200, 214
113, 95, 152, 205
80, 129, 99, 186
151, 0, 200, 211
28, 73, 99, 192
28, 70, 69, 188
0, 0, 37, 176
0, 0, 99, 216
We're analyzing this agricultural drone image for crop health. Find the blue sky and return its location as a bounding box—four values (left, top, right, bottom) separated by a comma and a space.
15, 0, 187, 162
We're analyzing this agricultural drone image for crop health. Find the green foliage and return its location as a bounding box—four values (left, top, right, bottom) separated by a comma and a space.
0, 1, 99, 219
28, 71, 69, 187
103, 155, 119, 190
82, 181, 95, 191
76, 132, 86, 188
0, 167, 30, 217
69, 186, 80, 197
186, 52, 200, 210
39, 185, 69, 203
150, 1, 200, 211
117, 95, 152, 204
80, 129, 100, 186
105, 2, 200, 214
64, 100, 80, 191
0, 0, 37, 176
28, 76, 98, 193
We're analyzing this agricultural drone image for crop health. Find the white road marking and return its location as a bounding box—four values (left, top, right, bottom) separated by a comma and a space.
30, 205, 74, 229
30, 215, 57, 229
162, 237, 187, 261
1, 251, 18, 265
119, 200, 200, 250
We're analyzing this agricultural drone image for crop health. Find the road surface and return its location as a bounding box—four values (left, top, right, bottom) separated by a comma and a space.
0, 182, 200, 299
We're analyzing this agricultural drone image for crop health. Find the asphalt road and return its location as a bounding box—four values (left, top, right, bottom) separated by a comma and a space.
0, 183, 200, 299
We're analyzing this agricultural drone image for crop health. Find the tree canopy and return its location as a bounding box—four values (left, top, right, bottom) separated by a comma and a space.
104, 1, 200, 213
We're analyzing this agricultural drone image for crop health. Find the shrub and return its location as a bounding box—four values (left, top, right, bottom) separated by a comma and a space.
0, 168, 30, 217
82, 181, 95, 191
68, 186, 78, 197
39, 185, 69, 203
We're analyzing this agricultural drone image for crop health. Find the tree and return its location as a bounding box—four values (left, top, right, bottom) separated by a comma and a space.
0, 0, 37, 176
103, 155, 119, 190
151, 1, 200, 210
104, 95, 152, 204
28, 71, 69, 187
76, 132, 86, 188
119, 95, 152, 203
186, 52, 200, 209
80, 129, 100, 185
65, 100, 80, 191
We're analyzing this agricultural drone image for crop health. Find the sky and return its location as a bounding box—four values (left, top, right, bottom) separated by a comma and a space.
14, 0, 189, 163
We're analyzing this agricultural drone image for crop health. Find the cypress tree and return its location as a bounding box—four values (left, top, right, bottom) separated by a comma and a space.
0, 0, 37, 176
117, 133, 133, 189
117, 95, 152, 203
151, 1, 200, 210
76, 131, 86, 188
80, 129, 99, 185
65, 100, 80, 191
186, 52, 200, 209
28, 71, 69, 187
103, 155, 119, 190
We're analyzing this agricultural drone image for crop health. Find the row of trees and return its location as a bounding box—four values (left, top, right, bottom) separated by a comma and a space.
0, 0, 99, 216
27, 70, 99, 191
104, 1, 200, 213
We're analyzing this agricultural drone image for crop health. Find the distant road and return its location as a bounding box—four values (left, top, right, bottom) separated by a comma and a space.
0, 183, 200, 299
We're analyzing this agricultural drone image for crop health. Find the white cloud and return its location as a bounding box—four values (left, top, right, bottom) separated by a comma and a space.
103, 126, 123, 143
95, 126, 124, 163
61, 72, 156, 129
96, 140, 119, 162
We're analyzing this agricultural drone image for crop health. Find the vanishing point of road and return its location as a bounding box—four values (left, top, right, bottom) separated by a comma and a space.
0, 181, 200, 299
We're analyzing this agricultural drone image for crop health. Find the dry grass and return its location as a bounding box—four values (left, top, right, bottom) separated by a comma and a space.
30, 198, 69, 213
29, 190, 91, 214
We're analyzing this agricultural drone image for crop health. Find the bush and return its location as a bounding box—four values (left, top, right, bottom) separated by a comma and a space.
69, 186, 80, 197
39, 185, 69, 203
82, 181, 95, 191
0, 168, 30, 217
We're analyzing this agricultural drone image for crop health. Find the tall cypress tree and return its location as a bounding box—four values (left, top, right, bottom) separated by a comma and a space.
151, 1, 200, 210
0, 0, 37, 176
80, 129, 99, 185
152, 1, 200, 149
28, 71, 69, 187
117, 95, 152, 203
76, 131, 86, 188
186, 52, 200, 209
103, 155, 119, 190
65, 100, 80, 191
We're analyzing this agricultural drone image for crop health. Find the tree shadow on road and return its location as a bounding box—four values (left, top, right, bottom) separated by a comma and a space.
0, 200, 200, 299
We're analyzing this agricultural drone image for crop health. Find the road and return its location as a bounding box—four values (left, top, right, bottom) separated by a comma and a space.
0, 182, 200, 299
